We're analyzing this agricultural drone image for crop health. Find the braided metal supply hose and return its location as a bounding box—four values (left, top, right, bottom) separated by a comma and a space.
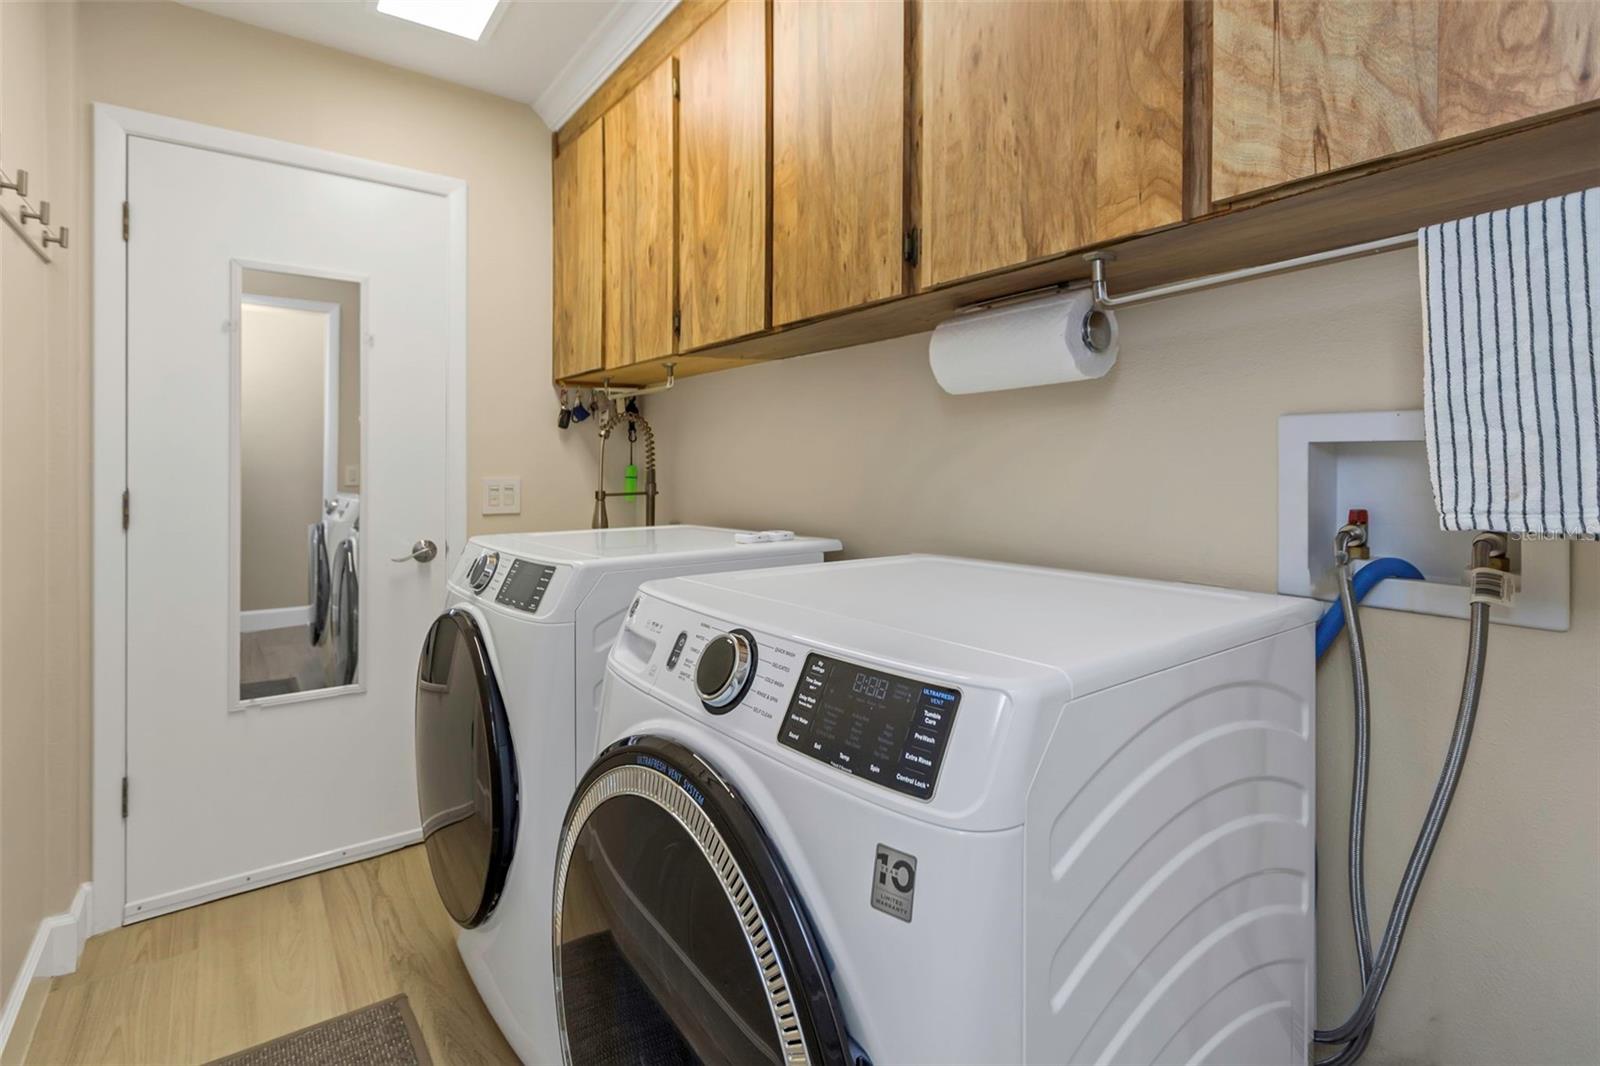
1314, 534, 1498, 1062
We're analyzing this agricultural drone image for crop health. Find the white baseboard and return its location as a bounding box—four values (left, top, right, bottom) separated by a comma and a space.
239, 605, 313, 633
124, 827, 420, 923
0, 883, 92, 1062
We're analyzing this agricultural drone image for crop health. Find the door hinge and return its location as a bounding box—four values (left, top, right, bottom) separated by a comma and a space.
672, 71, 680, 100
903, 227, 921, 267
121, 489, 130, 530
121, 776, 129, 819
122, 201, 129, 241
672, 309, 681, 336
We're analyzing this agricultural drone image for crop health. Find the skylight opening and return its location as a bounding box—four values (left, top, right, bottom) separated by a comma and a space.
375, 0, 502, 41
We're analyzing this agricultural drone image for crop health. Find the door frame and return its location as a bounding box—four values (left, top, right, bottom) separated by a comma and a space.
91, 104, 469, 935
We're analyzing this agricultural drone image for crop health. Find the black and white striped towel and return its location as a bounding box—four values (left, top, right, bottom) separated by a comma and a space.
1420, 187, 1599, 538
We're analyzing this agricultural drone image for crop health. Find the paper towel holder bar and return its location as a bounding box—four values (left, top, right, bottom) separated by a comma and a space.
956, 281, 1080, 316
1085, 232, 1418, 311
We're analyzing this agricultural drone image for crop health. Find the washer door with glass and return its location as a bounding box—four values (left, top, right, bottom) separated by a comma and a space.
415, 608, 518, 928
554, 736, 852, 1066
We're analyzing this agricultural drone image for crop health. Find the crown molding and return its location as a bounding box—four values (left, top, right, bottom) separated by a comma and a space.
533, 0, 678, 130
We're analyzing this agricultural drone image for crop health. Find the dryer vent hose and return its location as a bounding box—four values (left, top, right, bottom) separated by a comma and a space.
1314, 533, 1500, 1064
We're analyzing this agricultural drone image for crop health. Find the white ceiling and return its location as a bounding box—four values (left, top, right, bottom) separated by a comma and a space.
176, 0, 677, 130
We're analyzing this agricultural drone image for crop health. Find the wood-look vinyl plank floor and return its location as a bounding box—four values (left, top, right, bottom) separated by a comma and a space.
25, 846, 518, 1066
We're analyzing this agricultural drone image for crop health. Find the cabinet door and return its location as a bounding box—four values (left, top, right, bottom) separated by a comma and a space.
679, 0, 769, 350
1213, 0, 1600, 202
772, 0, 905, 325
1437, 1, 1600, 140
919, 1, 1183, 288
553, 121, 604, 381
604, 60, 677, 368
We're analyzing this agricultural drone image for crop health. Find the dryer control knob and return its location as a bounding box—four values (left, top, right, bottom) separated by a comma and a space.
696, 631, 755, 711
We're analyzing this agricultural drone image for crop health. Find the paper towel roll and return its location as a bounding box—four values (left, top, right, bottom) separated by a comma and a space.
928, 288, 1118, 395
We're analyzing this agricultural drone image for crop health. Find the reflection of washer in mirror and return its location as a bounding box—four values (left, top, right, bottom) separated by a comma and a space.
237, 269, 363, 704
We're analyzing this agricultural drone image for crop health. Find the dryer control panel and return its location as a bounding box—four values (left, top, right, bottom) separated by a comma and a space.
777, 654, 960, 800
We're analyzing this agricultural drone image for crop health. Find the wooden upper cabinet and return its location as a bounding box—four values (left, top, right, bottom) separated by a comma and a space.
604, 59, 677, 368
553, 121, 604, 380
918, 0, 1183, 288
1213, 0, 1600, 202
678, 0, 769, 350
772, 0, 905, 326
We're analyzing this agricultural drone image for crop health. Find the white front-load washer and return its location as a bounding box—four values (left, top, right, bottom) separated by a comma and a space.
414, 526, 841, 1065
555, 555, 1323, 1066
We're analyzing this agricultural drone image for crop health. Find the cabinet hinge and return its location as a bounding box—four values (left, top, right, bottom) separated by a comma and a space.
672, 310, 681, 335
122, 489, 130, 530
122, 201, 129, 241
121, 776, 129, 819
903, 227, 921, 267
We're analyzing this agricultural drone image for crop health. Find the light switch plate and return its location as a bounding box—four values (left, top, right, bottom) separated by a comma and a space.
344, 465, 360, 488
481, 476, 521, 516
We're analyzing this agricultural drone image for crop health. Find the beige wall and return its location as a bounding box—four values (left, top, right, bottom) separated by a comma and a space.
648, 248, 1600, 1064
238, 303, 327, 613
0, 0, 85, 1015
242, 269, 361, 495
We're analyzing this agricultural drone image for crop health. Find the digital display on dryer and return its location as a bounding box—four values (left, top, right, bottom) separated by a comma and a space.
778, 653, 960, 800
494, 560, 555, 613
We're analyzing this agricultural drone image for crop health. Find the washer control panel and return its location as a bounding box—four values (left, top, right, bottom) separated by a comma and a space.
616, 594, 968, 803
777, 654, 960, 800
494, 559, 556, 613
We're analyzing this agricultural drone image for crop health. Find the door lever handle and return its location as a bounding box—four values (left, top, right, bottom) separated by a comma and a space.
392, 539, 438, 563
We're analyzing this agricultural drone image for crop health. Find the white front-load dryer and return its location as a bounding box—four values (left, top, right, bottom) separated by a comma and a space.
414, 526, 841, 1065
556, 555, 1323, 1066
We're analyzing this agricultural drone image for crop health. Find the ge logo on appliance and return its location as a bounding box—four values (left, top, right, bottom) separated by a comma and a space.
871, 844, 917, 922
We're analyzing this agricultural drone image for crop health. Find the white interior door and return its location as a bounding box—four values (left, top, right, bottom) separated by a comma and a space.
124, 135, 457, 920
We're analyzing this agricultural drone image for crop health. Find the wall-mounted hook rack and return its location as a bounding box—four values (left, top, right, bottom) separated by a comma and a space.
1, 144, 63, 263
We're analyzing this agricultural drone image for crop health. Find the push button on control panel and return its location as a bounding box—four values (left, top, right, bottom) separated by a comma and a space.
777, 653, 961, 800
665, 631, 689, 670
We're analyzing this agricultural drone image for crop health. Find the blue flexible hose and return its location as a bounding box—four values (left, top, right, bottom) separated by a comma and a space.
1315, 558, 1426, 660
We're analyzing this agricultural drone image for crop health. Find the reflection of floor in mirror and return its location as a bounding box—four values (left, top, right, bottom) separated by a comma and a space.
241, 624, 337, 694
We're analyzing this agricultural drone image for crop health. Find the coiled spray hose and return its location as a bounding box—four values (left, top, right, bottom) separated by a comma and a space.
593, 401, 658, 528
596, 402, 656, 473
1314, 532, 1500, 1064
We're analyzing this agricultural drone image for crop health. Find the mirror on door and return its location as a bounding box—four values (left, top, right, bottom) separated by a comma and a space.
237, 268, 362, 704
